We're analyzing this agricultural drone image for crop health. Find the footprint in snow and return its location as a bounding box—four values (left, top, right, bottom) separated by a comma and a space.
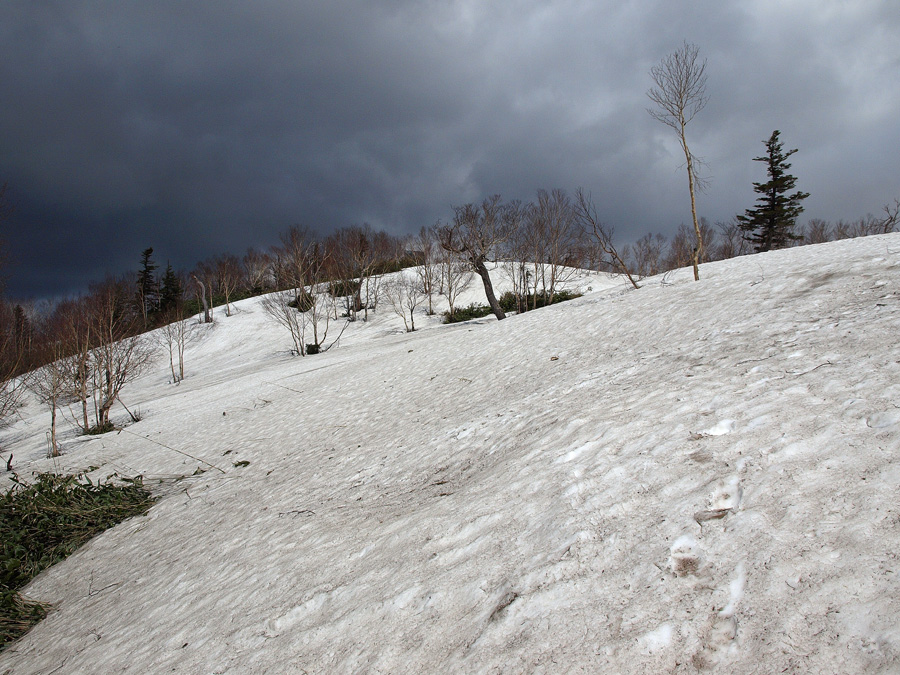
688, 419, 735, 441
866, 411, 900, 429
668, 535, 701, 577
691, 564, 746, 668
704, 419, 736, 436
695, 476, 742, 524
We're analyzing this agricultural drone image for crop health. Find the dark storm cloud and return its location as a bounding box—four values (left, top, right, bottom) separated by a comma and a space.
1, 0, 898, 299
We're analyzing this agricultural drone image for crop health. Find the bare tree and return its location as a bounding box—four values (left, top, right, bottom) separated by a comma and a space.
438, 195, 510, 320
156, 307, 197, 384
440, 249, 473, 321
664, 223, 694, 271
322, 225, 377, 321
215, 253, 243, 317
0, 304, 27, 433
261, 289, 307, 356
0, 189, 28, 435
263, 228, 347, 355
574, 188, 640, 289
50, 297, 95, 433
414, 226, 440, 315
714, 218, 751, 259
531, 189, 581, 305
28, 348, 73, 457
802, 218, 832, 245
86, 279, 154, 428
243, 248, 273, 294
192, 275, 212, 323
879, 198, 900, 233
648, 42, 709, 281
381, 272, 424, 332
831, 202, 900, 239
630, 232, 667, 278
500, 202, 531, 314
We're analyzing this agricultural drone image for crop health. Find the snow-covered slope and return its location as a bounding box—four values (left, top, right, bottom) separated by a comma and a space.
2, 236, 899, 673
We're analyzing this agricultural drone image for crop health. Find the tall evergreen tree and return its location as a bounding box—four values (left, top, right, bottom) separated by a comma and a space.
738, 130, 810, 252
136, 247, 158, 326
159, 262, 182, 315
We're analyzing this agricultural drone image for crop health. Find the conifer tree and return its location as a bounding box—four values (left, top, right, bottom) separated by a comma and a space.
738, 130, 810, 252
159, 262, 182, 315
136, 247, 158, 326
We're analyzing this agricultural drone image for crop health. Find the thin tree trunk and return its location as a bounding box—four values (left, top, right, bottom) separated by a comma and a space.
682, 127, 702, 281
473, 259, 505, 320
169, 345, 178, 383
50, 396, 58, 457
194, 276, 211, 323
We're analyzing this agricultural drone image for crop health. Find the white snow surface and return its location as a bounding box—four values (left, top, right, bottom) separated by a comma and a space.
2, 236, 900, 673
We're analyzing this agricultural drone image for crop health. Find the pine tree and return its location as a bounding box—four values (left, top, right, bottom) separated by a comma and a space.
136, 247, 159, 326
738, 130, 810, 252
159, 262, 182, 315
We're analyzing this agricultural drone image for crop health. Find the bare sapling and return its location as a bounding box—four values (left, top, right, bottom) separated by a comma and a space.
647, 41, 708, 281
381, 273, 425, 332
574, 188, 640, 289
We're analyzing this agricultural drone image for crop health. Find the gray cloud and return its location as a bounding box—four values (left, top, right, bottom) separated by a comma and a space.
1, 0, 898, 299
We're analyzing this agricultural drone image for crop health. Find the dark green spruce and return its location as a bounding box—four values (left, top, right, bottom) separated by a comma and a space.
738, 130, 810, 252
136, 247, 159, 326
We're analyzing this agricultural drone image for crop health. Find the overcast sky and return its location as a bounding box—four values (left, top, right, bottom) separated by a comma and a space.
1, 1, 898, 300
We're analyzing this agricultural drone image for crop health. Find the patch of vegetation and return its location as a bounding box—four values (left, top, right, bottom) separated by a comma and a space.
372, 253, 422, 276
498, 289, 583, 313
287, 290, 314, 313
305, 343, 321, 355
180, 288, 255, 317
1, 472, 155, 650
84, 421, 116, 436
329, 279, 360, 298
443, 303, 494, 324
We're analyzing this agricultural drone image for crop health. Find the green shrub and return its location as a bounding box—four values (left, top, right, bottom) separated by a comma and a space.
1, 472, 155, 650
305, 343, 320, 355
85, 421, 116, 436
329, 279, 360, 298
287, 290, 314, 313
443, 303, 493, 323
499, 291, 519, 312
498, 289, 582, 313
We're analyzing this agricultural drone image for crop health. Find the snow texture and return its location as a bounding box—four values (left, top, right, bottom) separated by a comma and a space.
2, 235, 900, 673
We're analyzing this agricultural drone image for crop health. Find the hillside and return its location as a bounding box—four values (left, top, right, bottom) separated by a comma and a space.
2, 235, 899, 673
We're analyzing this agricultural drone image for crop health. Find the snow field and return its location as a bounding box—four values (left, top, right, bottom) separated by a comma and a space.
1, 236, 899, 672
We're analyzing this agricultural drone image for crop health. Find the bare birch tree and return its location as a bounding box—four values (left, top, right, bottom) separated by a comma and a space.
261, 289, 307, 356
440, 250, 473, 321
50, 298, 95, 433
215, 253, 242, 317
263, 228, 347, 355
630, 232, 667, 278
648, 41, 708, 281
532, 189, 580, 305
438, 195, 510, 321
28, 348, 73, 456
0, 336, 26, 435
243, 248, 273, 294
86, 279, 154, 428
381, 272, 424, 333
157, 308, 197, 384
574, 188, 640, 289
414, 226, 440, 315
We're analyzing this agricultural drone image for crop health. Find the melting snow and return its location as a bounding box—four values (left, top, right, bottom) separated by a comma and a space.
2, 236, 900, 673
